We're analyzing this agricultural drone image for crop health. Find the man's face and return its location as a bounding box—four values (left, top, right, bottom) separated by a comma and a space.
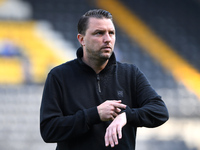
80, 17, 116, 61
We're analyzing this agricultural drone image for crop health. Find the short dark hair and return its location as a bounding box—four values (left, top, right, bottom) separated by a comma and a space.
78, 9, 113, 35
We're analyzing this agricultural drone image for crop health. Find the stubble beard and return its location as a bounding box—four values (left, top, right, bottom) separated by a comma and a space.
98, 49, 113, 61
87, 48, 112, 62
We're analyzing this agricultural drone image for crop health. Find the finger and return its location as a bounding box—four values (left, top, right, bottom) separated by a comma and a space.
112, 127, 119, 146
113, 103, 126, 109
110, 100, 121, 102
108, 128, 115, 147
107, 100, 121, 104
112, 111, 118, 118
105, 130, 109, 147
117, 125, 122, 139
115, 100, 122, 103
115, 107, 121, 113
110, 115, 115, 121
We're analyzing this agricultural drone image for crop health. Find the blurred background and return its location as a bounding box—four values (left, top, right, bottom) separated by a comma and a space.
0, 0, 200, 149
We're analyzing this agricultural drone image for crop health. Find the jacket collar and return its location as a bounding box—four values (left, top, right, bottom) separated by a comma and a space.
76, 47, 116, 73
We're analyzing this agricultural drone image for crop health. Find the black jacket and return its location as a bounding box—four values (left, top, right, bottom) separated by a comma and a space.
40, 47, 169, 150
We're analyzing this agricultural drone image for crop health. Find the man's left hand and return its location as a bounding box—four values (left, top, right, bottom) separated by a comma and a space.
104, 112, 127, 147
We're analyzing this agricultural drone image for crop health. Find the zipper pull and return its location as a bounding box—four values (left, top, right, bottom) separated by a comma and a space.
97, 74, 101, 93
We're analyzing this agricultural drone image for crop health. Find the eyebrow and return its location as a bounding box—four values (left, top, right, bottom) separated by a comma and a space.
93, 29, 115, 33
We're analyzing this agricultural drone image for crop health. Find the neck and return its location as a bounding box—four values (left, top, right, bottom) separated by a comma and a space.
82, 57, 109, 74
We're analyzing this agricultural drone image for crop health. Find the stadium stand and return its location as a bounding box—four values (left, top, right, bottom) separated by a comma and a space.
0, 21, 75, 84
120, 0, 200, 70
0, 0, 200, 150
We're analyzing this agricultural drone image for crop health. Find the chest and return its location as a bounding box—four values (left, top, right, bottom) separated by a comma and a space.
61, 70, 136, 115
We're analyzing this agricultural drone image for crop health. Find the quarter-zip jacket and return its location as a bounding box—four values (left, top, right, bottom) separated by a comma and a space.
40, 47, 169, 150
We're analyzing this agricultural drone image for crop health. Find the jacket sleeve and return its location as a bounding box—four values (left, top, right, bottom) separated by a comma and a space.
40, 72, 101, 143
126, 67, 169, 127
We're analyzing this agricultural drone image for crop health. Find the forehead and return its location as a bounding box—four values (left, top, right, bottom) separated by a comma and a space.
87, 17, 115, 31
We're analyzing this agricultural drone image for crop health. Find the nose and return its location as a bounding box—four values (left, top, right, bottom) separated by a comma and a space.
103, 33, 112, 43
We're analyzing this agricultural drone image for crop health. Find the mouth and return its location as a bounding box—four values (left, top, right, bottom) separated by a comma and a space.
101, 46, 112, 51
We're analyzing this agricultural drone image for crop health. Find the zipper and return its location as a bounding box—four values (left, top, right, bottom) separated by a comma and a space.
96, 74, 101, 93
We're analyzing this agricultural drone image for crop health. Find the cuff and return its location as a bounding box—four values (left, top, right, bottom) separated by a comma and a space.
85, 107, 101, 126
124, 106, 132, 123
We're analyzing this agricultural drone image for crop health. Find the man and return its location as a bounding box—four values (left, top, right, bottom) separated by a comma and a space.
40, 9, 169, 150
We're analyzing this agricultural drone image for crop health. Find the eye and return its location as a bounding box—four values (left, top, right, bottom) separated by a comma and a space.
96, 31, 104, 35
109, 31, 115, 35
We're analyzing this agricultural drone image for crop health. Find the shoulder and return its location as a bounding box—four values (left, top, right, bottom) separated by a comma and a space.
43, 59, 79, 86
116, 61, 138, 72
116, 62, 144, 78
49, 59, 78, 76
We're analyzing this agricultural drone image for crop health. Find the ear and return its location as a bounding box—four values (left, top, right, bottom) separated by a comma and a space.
77, 34, 85, 46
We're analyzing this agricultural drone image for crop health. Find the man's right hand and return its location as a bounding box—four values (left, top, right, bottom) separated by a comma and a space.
97, 100, 126, 121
